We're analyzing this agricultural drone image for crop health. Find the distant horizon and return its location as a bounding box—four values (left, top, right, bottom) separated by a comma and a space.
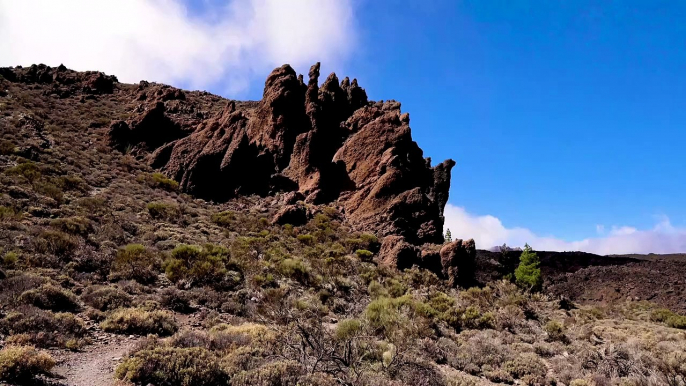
2, 0, 684, 254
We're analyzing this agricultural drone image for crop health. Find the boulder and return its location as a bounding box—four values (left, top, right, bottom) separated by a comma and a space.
440, 239, 476, 287
271, 204, 309, 226
378, 236, 421, 270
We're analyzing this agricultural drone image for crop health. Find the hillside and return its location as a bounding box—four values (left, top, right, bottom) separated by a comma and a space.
0, 64, 685, 386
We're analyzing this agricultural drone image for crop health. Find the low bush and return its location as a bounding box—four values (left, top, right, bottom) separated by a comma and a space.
0, 306, 86, 348
2, 251, 18, 267
139, 172, 179, 191
0, 139, 16, 155
19, 284, 80, 312
163, 244, 239, 289
101, 307, 178, 336
81, 286, 132, 311
278, 258, 311, 284
210, 210, 235, 227
650, 308, 686, 329
51, 216, 93, 236
296, 234, 315, 246
543, 320, 567, 342
160, 287, 193, 313
231, 360, 305, 386
110, 244, 159, 284
5, 161, 41, 182
116, 346, 227, 386
0, 345, 55, 382
355, 249, 374, 261
503, 353, 547, 382
0, 206, 21, 222
35, 230, 78, 257
147, 201, 180, 221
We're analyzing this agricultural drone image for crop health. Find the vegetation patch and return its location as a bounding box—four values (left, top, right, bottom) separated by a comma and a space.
101, 307, 178, 336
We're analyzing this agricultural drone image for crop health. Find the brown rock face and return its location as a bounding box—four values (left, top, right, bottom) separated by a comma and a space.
440, 239, 476, 287
378, 236, 421, 270
108, 63, 454, 245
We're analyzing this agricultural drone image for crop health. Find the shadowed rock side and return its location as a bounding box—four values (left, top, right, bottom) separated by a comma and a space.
109, 63, 455, 245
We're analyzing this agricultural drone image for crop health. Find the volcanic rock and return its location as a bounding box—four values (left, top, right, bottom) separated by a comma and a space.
440, 239, 476, 287
106, 63, 454, 245
378, 236, 421, 270
271, 203, 309, 226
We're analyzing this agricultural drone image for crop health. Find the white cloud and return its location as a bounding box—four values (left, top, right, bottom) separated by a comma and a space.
0, 0, 355, 93
444, 204, 686, 255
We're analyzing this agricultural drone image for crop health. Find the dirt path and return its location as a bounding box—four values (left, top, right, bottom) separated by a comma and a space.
51, 335, 139, 386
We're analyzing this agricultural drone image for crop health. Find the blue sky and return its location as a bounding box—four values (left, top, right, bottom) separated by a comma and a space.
2, 0, 685, 253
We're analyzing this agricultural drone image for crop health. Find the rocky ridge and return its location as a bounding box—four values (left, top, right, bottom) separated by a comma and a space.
106, 63, 455, 246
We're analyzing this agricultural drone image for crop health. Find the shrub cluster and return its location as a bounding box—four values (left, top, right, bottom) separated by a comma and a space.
163, 244, 240, 289
101, 307, 178, 336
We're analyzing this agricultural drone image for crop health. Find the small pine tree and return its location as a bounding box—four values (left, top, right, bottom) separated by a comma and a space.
514, 243, 542, 291
444, 228, 452, 243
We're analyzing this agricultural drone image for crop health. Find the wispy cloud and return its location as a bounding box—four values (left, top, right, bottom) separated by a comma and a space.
0, 0, 355, 93
444, 204, 686, 254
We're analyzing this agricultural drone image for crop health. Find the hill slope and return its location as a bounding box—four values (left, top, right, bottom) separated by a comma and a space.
0, 64, 685, 386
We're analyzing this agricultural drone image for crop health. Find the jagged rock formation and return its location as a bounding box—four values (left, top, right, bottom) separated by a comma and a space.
440, 239, 476, 287
109, 63, 454, 245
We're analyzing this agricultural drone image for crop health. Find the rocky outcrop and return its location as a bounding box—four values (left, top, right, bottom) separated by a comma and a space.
108, 63, 454, 245
271, 203, 309, 226
0, 64, 118, 97
378, 236, 421, 270
440, 239, 476, 287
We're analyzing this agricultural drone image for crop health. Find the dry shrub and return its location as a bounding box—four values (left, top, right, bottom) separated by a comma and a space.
116, 346, 227, 386
101, 307, 177, 336
0, 345, 55, 382
0, 306, 86, 348
231, 360, 305, 386
81, 285, 132, 311
110, 244, 160, 284
19, 283, 80, 312
51, 216, 93, 236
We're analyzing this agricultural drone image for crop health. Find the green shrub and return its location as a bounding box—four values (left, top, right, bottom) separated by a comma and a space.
111, 244, 159, 284
667, 315, 686, 329
2, 251, 18, 267
33, 180, 64, 202
58, 175, 89, 192
19, 284, 79, 312
355, 249, 374, 261
35, 230, 78, 256
101, 308, 177, 336
231, 360, 305, 386
504, 353, 547, 381
81, 286, 132, 311
0, 345, 55, 382
5, 161, 41, 182
544, 320, 567, 342
147, 201, 180, 221
278, 258, 311, 284
139, 172, 179, 191
163, 244, 238, 289
514, 244, 542, 291
651, 308, 677, 323
210, 210, 235, 227
0, 140, 16, 155
116, 346, 227, 385
335, 319, 362, 341
0, 307, 86, 348
51, 216, 93, 236
0, 206, 21, 222
296, 234, 315, 246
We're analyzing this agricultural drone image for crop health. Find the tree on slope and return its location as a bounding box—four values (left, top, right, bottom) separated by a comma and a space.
515, 243, 542, 291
